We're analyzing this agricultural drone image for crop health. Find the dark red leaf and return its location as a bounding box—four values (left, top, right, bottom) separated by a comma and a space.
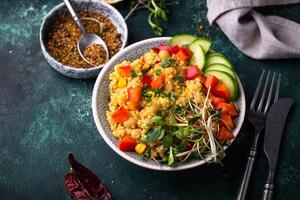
67, 153, 112, 200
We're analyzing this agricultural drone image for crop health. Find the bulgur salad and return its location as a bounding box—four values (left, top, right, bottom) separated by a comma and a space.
106, 34, 240, 165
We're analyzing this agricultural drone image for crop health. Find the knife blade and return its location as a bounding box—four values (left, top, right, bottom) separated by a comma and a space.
262, 98, 293, 200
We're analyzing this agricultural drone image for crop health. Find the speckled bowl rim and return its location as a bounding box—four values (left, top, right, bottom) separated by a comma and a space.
92, 37, 246, 171
39, 0, 128, 73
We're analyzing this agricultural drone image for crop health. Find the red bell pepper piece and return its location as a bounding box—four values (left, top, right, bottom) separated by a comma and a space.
204, 75, 219, 90
111, 107, 130, 123
150, 75, 165, 89
176, 48, 192, 60
184, 65, 200, 80
217, 125, 235, 141
118, 66, 131, 77
119, 135, 137, 152
209, 93, 225, 106
168, 45, 180, 55
152, 47, 160, 53
221, 113, 234, 129
127, 87, 142, 106
142, 75, 152, 87
213, 83, 230, 101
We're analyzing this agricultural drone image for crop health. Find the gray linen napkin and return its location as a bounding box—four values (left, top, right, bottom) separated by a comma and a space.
207, 0, 300, 59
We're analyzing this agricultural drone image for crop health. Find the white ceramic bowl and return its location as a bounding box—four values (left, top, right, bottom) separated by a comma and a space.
92, 37, 246, 171
40, 0, 128, 79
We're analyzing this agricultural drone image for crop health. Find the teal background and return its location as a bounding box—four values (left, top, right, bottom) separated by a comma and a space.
1, 0, 300, 199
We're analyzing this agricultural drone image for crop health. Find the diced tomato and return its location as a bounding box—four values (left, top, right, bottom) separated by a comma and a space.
150, 75, 165, 89
158, 44, 170, 51
176, 48, 192, 61
111, 107, 130, 123
184, 65, 200, 80
127, 87, 142, 107
217, 125, 235, 141
204, 75, 219, 90
152, 47, 160, 53
119, 135, 137, 152
213, 83, 230, 101
185, 142, 194, 151
221, 113, 234, 129
209, 93, 225, 106
227, 102, 239, 117
215, 102, 239, 117
118, 66, 131, 77
142, 75, 152, 87
168, 45, 180, 55
200, 75, 207, 85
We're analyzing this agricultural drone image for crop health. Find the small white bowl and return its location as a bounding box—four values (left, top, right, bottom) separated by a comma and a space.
92, 37, 246, 171
40, 0, 128, 79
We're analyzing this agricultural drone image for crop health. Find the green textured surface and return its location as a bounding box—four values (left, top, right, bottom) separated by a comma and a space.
1, 0, 300, 199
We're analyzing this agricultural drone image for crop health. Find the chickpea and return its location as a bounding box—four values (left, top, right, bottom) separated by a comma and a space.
123, 117, 137, 128
131, 129, 142, 139
159, 50, 170, 60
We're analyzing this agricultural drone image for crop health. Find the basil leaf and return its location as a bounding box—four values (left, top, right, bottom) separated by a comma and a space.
168, 147, 174, 165
188, 116, 201, 126
163, 134, 173, 149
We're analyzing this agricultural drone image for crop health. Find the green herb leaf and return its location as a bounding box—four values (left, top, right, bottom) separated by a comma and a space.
175, 76, 184, 83
155, 70, 161, 76
188, 116, 201, 126
160, 57, 176, 68
168, 147, 174, 165
154, 89, 167, 97
131, 70, 138, 77
215, 109, 222, 120
174, 127, 184, 140
183, 127, 191, 137
145, 126, 162, 143
163, 134, 173, 149
151, 116, 163, 123
168, 93, 177, 102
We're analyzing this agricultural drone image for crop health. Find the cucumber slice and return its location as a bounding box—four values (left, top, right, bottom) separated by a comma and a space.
204, 70, 239, 100
189, 45, 205, 70
205, 55, 233, 69
188, 38, 212, 54
204, 63, 237, 80
206, 52, 224, 58
167, 34, 197, 47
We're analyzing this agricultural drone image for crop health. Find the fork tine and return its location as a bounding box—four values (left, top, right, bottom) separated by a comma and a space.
257, 71, 270, 112
250, 70, 265, 110
263, 72, 276, 114
274, 73, 281, 103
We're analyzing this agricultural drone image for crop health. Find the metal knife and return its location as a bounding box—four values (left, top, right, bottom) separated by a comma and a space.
262, 98, 294, 200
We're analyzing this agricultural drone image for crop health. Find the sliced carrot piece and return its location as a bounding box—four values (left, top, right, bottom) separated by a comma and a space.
221, 113, 234, 129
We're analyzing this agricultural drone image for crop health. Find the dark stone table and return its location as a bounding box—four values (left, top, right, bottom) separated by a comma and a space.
1, 0, 300, 199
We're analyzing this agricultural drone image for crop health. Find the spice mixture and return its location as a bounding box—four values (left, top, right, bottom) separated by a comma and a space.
47, 11, 122, 68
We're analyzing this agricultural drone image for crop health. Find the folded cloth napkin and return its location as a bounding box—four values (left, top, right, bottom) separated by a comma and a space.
207, 0, 300, 59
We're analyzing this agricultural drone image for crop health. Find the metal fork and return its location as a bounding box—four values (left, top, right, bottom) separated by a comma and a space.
236, 70, 281, 200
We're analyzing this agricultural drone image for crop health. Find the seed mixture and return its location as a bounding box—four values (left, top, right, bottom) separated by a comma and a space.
47, 11, 122, 68
83, 44, 108, 66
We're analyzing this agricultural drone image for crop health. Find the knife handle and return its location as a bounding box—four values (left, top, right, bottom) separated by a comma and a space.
262, 183, 273, 200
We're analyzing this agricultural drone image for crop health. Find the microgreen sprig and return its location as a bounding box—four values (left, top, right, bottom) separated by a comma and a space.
125, 0, 179, 36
